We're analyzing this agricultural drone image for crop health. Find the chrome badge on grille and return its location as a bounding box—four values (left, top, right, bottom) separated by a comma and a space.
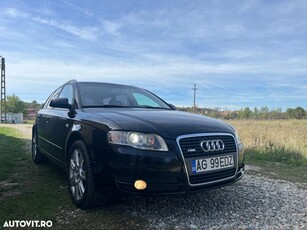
200, 140, 225, 152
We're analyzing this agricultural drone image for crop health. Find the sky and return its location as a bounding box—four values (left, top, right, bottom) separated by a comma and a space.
1, 0, 307, 110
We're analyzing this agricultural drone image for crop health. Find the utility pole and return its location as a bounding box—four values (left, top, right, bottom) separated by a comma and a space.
192, 83, 197, 113
0, 56, 6, 123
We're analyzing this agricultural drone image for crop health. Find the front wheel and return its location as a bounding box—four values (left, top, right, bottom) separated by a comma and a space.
32, 131, 46, 164
67, 140, 108, 209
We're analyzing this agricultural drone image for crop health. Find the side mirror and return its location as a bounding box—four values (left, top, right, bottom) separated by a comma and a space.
50, 98, 71, 110
168, 104, 176, 110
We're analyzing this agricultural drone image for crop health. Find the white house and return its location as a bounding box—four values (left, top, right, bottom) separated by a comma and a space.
7, 113, 23, 124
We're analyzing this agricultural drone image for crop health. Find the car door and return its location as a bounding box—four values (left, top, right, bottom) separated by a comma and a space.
37, 87, 62, 155
48, 84, 75, 164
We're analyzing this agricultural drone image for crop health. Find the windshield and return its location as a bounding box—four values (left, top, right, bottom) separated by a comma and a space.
78, 83, 171, 109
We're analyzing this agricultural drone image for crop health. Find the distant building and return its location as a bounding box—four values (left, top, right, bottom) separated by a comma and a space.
220, 111, 231, 117
26, 107, 38, 120
7, 113, 23, 124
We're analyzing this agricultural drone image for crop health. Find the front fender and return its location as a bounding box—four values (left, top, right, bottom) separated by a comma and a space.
65, 122, 110, 174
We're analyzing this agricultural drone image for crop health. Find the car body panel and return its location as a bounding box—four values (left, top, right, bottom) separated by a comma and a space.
33, 80, 244, 197
83, 108, 234, 138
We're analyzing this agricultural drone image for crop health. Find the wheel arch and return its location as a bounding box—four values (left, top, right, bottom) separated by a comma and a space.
65, 132, 85, 163
32, 124, 37, 135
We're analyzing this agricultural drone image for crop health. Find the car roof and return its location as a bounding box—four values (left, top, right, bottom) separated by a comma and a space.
65, 80, 141, 90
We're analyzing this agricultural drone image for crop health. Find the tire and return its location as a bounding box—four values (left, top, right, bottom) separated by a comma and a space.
32, 130, 46, 164
67, 140, 108, 209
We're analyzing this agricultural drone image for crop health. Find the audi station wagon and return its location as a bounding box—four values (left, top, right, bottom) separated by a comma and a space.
32, 80, 245, 209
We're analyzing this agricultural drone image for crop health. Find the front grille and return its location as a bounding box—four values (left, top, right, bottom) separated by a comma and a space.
179, 135, 237, 158
189, 168, 236, 184
177, 133, 237, 186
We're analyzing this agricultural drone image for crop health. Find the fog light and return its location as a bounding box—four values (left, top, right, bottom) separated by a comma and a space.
134, 180, 147, 190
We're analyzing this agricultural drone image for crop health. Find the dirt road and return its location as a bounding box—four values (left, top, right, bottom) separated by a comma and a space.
0, 124, 32, 139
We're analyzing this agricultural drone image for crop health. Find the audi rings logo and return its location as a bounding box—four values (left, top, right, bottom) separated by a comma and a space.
200, 140, 225, 152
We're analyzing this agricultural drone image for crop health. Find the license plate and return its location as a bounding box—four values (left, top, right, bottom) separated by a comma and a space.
191, 155, 234, 174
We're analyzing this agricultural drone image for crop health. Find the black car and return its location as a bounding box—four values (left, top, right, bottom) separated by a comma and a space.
32, 80, 244, 209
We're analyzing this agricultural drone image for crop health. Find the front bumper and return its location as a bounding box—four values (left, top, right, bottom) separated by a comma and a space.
115, 164, 245, 195
97, 138, 244, 195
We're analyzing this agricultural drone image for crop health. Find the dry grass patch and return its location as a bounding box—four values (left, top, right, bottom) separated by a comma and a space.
229, 119, 307, 166
228, 120, 307, 182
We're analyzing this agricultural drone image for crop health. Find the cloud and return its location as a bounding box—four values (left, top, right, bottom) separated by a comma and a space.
1, 7, 99, 42
32, 17, 99, 41
5, 51, 307, 106
64, 1, 94, 17
1, 1, 307, 110
102, 20, 121, 35
3, 8, 27, 18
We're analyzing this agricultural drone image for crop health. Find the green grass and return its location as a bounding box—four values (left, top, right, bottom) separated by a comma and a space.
0, 158, 148, 229
0, 127, 148, 229
244, 147, 307, 167
0, 161, 75, 221
23, 120, 35, 124
0, 127, 74, 225
0, 127, 27, 181
243, 148, 307, 183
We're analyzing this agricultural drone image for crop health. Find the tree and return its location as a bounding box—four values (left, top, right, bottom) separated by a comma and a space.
259, 106, 269, 119
30, 100, 42, 110
293, 107, 305, 119
6, 94, 26, 114
286, 108, 294, 119
286, 107, 305, 119
253, 107, 259, 119
270, 108, 282, 119
237, 107, 252, 119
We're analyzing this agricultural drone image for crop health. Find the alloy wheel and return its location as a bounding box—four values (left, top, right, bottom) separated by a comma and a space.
69, 149, 86, 200
32, 133, 37, 159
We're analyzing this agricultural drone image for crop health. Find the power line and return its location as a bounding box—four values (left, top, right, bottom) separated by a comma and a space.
192, 83, 197, 113
0, 56, 7, 123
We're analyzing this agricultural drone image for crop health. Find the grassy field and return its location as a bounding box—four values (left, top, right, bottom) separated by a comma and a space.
0, 128, 28, 181
229, 119, 307, 182
23, 120, 35, 124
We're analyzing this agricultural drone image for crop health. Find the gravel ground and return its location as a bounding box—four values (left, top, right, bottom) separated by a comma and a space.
119, 173, 307, 229
1, 124, 307, 229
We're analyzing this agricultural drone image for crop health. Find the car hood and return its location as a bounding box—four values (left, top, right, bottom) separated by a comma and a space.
85, 108, 234, 139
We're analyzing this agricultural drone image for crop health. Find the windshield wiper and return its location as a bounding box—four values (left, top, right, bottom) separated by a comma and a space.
82, 105, 126, 108
136, 106, 171, 110
82, 105, 171, 109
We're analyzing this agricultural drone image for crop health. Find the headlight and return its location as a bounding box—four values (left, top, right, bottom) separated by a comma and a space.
108, 131, 168, 152
235, 131, 244, 164
235, 131, 244, 151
